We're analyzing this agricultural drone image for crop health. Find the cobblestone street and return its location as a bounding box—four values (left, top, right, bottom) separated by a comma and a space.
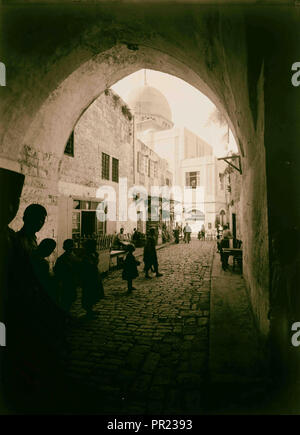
63, 240, 214, 414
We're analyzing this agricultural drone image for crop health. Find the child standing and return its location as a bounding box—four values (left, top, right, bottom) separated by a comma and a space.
81, 239, 104, 318
122, 244, 140, 294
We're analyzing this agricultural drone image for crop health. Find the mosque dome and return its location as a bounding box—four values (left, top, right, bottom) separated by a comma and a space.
127, 85, 173, 126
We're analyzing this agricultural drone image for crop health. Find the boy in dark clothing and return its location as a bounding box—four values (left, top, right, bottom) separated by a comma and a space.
32, 238, 57, 303
80, 239, 104, 318
0, 169, 25, 410
54, 239, 80, 313
122, 244, 140, 294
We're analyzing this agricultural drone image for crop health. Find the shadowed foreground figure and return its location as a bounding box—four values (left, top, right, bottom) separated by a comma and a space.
54, 239, 80, 314
122, 244, 140, 293
32, 238, 58, 303
0, 168, 25, 412
81, 239, 104, 318
5, 204, 66, 412
143, 228, 163, 279
16, 204, 47, 258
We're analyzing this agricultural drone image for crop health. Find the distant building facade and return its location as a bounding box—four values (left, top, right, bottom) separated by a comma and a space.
135, 138, 174, 235
128, 84, 228, 236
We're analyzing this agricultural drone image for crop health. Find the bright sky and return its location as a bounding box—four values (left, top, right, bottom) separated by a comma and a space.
112, 69, 238, 157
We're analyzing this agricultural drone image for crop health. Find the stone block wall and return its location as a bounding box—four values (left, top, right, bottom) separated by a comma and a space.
59, 90, 134, 193
58, 89, 136, 240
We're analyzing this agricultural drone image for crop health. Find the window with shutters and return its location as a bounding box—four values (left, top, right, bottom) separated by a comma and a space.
154, 161, 158, 178
148, 160, 156, 178
137, 151, 144, 174
112, 158, 119, 183
144, 156, 148, 176
219, 173, 224, 190
185, 171, 200, 189
102, 153, 110, 180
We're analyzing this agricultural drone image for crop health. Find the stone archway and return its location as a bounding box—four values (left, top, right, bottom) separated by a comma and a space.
3, 1, 291, 371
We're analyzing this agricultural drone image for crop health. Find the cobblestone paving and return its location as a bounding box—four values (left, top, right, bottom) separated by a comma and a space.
64, 240, 214, 414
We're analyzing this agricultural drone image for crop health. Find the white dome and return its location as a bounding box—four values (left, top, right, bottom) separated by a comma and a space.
127, 85, 172, 123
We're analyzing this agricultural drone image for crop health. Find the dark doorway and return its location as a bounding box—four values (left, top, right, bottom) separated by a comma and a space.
232, 213, 236, 239
81, 211, 96, 237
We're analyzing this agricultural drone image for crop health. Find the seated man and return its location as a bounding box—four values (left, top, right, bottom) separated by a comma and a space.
220, 224, 233, 270
111, 232, 121, 250
111, 228, 127, 250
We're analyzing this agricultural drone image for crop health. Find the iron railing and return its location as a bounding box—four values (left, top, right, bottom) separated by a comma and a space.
72, 233, 133, 251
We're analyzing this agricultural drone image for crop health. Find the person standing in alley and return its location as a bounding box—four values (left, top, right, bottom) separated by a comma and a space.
184, 223, 192, 244
14, 203, 65, 409
32, 238, 58, 303
143, 228, 163, 279
122, 244, 140, 294
0, 168, 25, 410
16, 204, 47, 260
173, 226, 180, 244
54, 239, 80, 314
220, 224, 233, 270
80, 239, 104, 318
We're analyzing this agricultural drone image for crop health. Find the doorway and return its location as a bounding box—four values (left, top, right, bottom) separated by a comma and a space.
81, 211, 96, 237
232, 213, 236, 240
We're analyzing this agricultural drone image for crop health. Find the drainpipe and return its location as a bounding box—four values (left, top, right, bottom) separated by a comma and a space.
133, 114, 136, 185
132, 114, 137, 231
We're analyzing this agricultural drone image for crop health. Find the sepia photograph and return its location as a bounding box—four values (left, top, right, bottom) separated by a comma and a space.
0, 0, 299, 419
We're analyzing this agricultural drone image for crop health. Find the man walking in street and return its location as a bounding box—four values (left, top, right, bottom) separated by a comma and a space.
184, 223, 192, 244
143, 228, 163, 279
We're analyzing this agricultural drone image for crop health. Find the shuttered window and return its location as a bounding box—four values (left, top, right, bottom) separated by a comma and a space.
102, 153, 110, 180
112, 157, 119, 182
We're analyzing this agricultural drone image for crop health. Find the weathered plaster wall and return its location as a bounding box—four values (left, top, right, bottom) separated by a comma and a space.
261, 11, 300, 383
58, 90, 135, 237
59, 91, 133, 189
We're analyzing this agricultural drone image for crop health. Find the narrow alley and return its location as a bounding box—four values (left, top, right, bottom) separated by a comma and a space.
61, 240, 267, 414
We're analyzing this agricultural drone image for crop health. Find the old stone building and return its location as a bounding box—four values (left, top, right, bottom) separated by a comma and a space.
135, 138, 173, 235
127, 84, 227, 235
57, 89, 135, 254
55, 87, 175, 253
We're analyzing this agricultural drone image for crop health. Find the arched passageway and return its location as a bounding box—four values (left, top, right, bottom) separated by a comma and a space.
1, 2, 299, 412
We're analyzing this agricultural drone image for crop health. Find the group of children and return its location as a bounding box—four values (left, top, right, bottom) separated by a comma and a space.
31, 236, 104, 319
19, 204, 160, 317
38, 229, 161, 313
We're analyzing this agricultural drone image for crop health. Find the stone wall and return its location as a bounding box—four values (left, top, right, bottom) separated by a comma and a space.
59, 90, 133, 191
58, 89, 135, 245
10, 146, 60, 243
